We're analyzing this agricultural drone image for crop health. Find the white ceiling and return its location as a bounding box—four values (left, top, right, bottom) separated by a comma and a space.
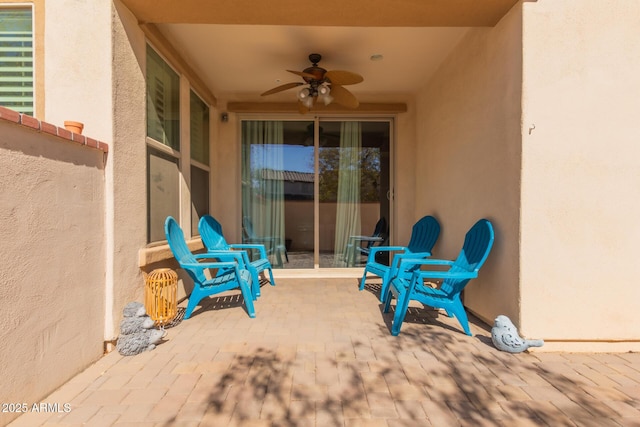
155, 24, 471, 102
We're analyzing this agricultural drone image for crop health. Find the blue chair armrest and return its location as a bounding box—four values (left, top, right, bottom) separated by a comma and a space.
195, 251, 248, 268
195, 251, 241, 260
398, 258, 455, 269
394, 251, 432, 261
389, 251, 432, 277
411, 269, 478, 282
180, 260, 238, 272
351, 236, 384, 242
371, 246, 408, 255
367, 246, 408, 263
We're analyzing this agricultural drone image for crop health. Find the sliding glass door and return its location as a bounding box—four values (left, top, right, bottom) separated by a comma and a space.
318, 121, 391, 267
241, 118, 390, 269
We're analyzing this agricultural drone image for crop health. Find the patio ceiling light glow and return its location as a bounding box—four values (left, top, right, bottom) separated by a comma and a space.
297, 81, 333, 108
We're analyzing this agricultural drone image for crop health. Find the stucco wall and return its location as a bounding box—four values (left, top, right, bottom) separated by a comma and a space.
42, 0, 149, 343
210, 102, 242, 243
414, 6, 523, 325
0, 121, 106, 426
43, 0, 113, 141
520, 0, 640, 349
110, 1, 149, 340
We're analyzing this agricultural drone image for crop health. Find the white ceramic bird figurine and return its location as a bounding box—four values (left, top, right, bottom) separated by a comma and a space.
491, 315, 544, 353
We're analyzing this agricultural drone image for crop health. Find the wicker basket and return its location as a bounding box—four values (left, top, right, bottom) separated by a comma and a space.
144, 268, 178, 327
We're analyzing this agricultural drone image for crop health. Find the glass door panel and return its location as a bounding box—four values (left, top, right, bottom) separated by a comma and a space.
241, 119, 390, 269
241, 120, 315, 268
318, 121, 391, 268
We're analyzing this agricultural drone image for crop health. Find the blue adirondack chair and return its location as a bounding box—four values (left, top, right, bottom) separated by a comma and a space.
242, 216, 289, 267
359, 215, 441, 301
164, 216, 256, 319
344, 217, 387, 267
383, 218, 494, 336
199, 214, 275, 297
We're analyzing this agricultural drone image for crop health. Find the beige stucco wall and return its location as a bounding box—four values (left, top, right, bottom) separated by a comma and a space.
416, 0, 640, 351
44, 1, 149, 342
42, 1, 149, 342
0, 121, 106, 426
43, 0, 113, 140
520, 0, 640, 350
109, 1, 149, 339
414, 6, 523, 326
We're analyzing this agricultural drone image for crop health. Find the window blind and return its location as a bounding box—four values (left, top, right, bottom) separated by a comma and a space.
146, 45, 180, 150
0, 8, 33, 115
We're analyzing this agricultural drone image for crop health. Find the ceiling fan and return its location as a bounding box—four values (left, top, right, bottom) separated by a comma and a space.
261, 53, 364, 113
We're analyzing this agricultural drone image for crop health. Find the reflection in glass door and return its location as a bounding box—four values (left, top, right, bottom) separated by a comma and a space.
318, 121, 390, 267
241, 119, 390, 269
242, 120, 315, 268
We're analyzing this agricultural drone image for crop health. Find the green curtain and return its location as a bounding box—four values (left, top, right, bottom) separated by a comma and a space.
334, 122, 362, 265
241, 121, 285, 265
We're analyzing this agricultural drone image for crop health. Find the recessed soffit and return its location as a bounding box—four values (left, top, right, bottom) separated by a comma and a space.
120, 0, 520, 27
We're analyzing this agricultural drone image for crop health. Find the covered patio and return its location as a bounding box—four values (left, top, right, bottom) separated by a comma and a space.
2, 0, 640, 424
10, 278, 640, 426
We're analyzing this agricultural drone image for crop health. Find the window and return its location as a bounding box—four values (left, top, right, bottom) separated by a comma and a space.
146, 45, 180, 242
145, 44, 211, 243
0, 7, 33, 115
146, 45, 179, 150
147, 147, 180, 242
190, 90, 210, 235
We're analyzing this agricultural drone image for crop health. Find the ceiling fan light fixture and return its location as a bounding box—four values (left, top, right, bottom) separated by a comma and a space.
322, 94, 334, 106
297, 87, 311, 100
302, 96, 314, 108
318, 83, 330, 96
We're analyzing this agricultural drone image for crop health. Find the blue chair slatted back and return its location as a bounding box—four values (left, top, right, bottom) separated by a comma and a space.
199, 215, 231, 251
165, 216, 208, 283
407, 215, 441, 253
165, 216, 196, 265
363, 217, 387, 251
396, 215, 441, 279
440, 219, 494, 297
373, 217, 387, 237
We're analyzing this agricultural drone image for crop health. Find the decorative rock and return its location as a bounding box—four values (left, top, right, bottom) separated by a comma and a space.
116, 301, 166, 356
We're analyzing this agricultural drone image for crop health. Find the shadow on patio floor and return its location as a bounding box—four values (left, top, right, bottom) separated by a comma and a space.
9, 278, 640, 427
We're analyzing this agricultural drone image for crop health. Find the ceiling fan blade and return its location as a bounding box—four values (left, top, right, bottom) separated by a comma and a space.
287, 69, 318, 80
261, 82, 304, 96
325, 70, 364, 86
329, 84, 359, 109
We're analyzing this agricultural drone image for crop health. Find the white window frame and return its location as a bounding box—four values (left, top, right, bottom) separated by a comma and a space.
145, 42, 213, 243
189, 88, 211, 236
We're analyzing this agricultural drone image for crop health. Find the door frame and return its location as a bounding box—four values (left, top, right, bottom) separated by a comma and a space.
237, 113, 396, 276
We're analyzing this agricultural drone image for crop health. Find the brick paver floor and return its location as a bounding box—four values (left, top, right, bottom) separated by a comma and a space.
9, 278, 640, 426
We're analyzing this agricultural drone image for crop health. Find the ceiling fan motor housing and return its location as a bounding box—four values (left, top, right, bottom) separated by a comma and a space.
302, 54, 327, 84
